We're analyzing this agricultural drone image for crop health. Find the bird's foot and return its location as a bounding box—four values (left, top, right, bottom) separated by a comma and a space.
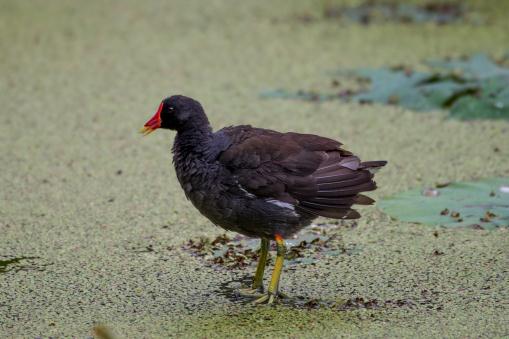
253, 291, 287, 305
254, 292, 278, 305
238, 287, 264, 298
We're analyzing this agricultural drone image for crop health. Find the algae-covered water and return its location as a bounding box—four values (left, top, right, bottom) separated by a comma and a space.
1, 0, 508, 337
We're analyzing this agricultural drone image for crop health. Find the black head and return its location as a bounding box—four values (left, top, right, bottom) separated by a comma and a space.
141, 95, 209, 135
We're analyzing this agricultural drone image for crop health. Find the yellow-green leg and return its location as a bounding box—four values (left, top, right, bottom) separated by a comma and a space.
255, 235, 286, 304
252, 238, 270, 289
239, 238, 269, 296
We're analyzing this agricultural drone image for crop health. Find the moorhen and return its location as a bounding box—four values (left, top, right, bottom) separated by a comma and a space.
141, 95, 386, 304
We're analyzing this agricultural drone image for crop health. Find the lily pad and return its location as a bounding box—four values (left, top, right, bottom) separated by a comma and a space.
449, 76, 509, 119
427, 53, 509, 79
352, 68, 477, 111
261, 53, 509, 120
379, 178, 509, 229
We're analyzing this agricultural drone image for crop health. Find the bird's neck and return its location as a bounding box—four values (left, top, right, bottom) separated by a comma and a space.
173, 124, 213, 156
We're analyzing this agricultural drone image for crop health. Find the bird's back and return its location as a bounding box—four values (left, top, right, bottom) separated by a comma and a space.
187, 125, 388, 237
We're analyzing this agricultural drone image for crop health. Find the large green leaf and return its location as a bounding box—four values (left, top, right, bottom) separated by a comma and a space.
427, 53, 509, 80
353, 69, 434, 109
379, 177, 509, 230
449, 76, 509, 119
260, 53, 509, 121
352, 69, 476, 112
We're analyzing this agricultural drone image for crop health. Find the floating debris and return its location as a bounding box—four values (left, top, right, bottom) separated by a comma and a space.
435, 182, 451, 188
93, 325, 115, 339
480, 211, 497, 222
322, 1, 469, 25
422, 188, 440, 197
260, 89, 340, 102
336, 297, 415, 310
290, 1, 480, 25
286, 295, 416, 310
183, 224, 360, 270
432, 249, 445, 256
216, 277, 417, 310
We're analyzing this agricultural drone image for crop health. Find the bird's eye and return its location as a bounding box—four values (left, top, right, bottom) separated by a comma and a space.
169, 106, 175, 112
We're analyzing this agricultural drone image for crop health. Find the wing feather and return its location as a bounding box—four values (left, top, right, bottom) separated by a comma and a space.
216, 126, 386, 220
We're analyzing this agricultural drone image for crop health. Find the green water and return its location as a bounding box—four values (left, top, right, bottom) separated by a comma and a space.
0, 0, 508, 337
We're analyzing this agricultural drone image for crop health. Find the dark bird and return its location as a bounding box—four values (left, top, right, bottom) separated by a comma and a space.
141, 95, 386, 304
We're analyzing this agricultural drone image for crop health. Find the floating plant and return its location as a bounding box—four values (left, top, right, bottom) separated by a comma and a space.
0, 256, 48, 274
378, 177, 509, 229
261, 54, 509, 120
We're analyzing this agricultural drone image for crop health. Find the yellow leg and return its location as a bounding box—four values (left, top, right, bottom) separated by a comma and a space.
252, 238, 269, 289
254, 235, 286, 304
239, 238, 269, 296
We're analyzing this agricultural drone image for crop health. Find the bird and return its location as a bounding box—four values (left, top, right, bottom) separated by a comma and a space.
141, 95, 386, 304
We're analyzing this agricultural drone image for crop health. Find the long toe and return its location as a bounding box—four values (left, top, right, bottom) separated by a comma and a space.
238, 287, 264, 298
254, 292, 278, 305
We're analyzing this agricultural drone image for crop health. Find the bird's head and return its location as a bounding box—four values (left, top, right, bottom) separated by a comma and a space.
141, 95, 208, 135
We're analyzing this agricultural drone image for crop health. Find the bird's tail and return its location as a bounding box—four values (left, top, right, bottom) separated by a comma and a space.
294, 158, 387, 219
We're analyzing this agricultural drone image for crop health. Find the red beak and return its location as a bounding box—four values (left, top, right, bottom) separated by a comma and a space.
140, 102, 163, 136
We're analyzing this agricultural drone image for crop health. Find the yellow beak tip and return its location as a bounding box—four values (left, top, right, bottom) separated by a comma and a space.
139, 126, 154, 136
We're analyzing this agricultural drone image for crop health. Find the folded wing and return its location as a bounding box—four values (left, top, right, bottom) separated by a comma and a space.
217, 125, 386, 219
